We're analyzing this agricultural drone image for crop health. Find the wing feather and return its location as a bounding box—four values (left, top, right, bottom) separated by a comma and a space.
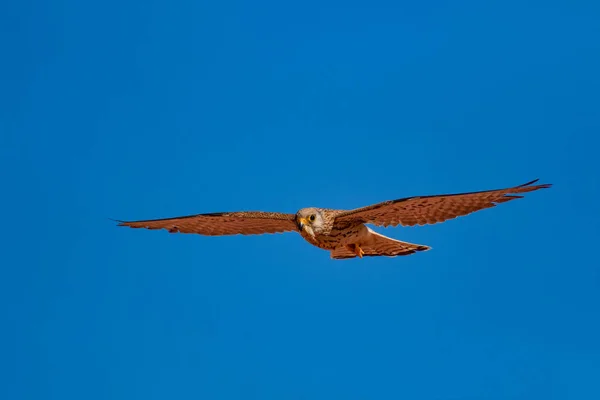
116, 211, 298, 236
334, 179, 551, 228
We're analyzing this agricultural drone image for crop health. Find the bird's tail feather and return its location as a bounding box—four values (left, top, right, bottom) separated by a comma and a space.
330, 229, 430, 259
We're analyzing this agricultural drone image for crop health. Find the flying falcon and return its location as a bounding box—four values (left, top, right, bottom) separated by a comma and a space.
116, 179, 551, 259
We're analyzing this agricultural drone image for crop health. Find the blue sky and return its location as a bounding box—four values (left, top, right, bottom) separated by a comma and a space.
2, 0, 600, 398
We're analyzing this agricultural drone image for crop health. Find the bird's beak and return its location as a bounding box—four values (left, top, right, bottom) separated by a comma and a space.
297, 217, 308, 231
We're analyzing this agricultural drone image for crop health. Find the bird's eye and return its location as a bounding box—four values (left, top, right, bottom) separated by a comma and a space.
309, 215, 316, 222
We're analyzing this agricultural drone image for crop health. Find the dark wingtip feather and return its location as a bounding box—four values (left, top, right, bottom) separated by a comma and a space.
519, 178, 539, 187
520, 179, 552, 189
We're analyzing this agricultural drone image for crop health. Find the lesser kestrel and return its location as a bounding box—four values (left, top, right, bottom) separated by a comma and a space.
116, 179, 551, 259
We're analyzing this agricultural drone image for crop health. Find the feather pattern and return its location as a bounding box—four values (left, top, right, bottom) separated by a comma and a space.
334, 179, 551, 228
116, 211, 298, 236
330, 229, 430, 259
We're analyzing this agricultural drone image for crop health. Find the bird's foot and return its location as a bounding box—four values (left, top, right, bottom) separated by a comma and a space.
350, 244, 365, 258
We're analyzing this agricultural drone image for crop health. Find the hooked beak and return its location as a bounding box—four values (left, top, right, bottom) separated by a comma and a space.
297, 217, 308, 232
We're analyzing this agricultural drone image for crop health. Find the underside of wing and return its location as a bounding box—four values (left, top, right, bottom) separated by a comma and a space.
116, 211, 298, 236
334, 179, 551, 228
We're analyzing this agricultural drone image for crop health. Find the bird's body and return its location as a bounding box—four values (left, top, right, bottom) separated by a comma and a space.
116, 179, 551, 259
296, 209, 367, 250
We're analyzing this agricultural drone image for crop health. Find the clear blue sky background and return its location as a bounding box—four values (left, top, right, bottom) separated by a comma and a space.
2, 0, 600, 399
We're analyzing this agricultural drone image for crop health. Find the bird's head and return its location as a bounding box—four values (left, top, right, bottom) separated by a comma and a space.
296, 208, 325, 237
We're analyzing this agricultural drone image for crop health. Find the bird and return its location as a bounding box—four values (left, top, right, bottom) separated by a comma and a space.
115, 179, 551, 259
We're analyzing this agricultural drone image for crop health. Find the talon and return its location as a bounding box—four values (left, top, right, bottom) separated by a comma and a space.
345, 244, 365, 258
354, 244, 365, 258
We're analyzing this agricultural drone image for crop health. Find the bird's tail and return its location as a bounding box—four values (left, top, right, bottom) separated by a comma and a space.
330, 229, 430, 259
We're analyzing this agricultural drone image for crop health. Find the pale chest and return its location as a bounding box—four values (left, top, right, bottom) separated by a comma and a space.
300, 224, 369, 250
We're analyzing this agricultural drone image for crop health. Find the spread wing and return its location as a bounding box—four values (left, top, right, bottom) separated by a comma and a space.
334, 179, 551, 228
116, 211, 298, 236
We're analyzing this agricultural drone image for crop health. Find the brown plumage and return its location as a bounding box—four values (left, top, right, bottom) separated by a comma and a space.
116, 211, 297, 236
334, 179, 551, 228
116, 179, 551, 260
